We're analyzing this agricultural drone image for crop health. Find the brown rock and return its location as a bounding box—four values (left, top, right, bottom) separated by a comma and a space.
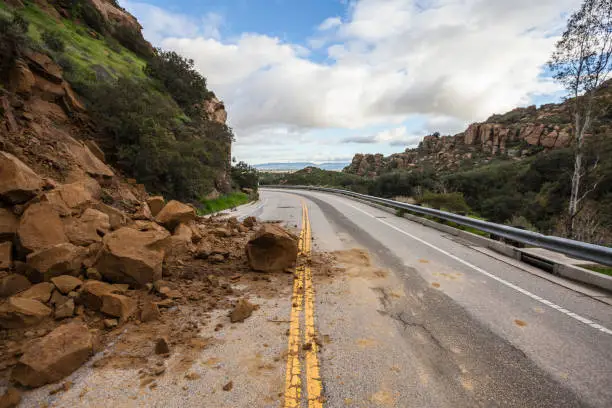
79, 280, 116, 311
0, 387, 21, 408
50, 275, 83, 294
26, 243, 84, 279
18, 202, 68, 253
84, 140, 105, 162
63, 138, 114, 179
25, 51, 63, 83
92, 203, 128, 230
147, 196, 165, 217
50, 290, 68, 306
57, 179, 100, 209
86, 267, 102, 280
100, 292, 136, 321
0, 274, 31, 298
194, 242, 211, 259
155, 200, 196, 230
39, 190, 72, 216
154, 337, 170, 355
246, 224, 298, 272
0, 297, 52, 328
11, 321, 93, 387
209, 254, 225, 263
230, 299, 256, 323
95, 227, 169, 286
64, 208, 111, 246
213, 227, 232, 237
242, 216, 256, 228
16, 282, 54, 303
0, 208, 19, 240
140, 301, 160, 322
133, 203, 153, 220
0, 242, 12, 270
9, 59, 35, 94
103, 318, 118, 329
0, 151, 44, 204
63, 82, 85, 113
54, 298, 75, 319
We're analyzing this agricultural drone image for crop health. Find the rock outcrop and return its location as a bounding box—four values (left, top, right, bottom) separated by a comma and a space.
345, 82, 611, 177
0, 152, 44, 204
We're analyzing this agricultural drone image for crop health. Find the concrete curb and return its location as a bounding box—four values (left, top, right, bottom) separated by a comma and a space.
349, 196, 612, 293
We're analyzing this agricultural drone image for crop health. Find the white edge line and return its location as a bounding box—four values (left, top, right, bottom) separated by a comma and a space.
325, 194, 612, 336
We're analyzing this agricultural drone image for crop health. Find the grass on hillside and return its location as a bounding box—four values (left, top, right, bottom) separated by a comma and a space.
16, 4, 146, 82
583, 265, 612, 277
198, 192, 251, 215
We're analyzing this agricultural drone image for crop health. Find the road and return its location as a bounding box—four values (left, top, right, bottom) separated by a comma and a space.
252, 188, 612, 408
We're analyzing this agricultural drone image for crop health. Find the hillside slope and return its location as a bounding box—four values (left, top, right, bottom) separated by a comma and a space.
0, 0, 232, 203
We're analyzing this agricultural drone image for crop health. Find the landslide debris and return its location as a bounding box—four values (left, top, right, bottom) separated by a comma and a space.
0, 147, 296, 397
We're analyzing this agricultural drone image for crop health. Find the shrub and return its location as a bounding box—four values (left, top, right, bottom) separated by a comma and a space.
417, 191, 471, 214
41, 30, 65, 52
144, 49, 212, 116
84, 78, 227, 201
0, 12, 30, 75
231, 161, 259, 191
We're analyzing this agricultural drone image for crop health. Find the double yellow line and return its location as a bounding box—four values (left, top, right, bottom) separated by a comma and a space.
284, 202, 323, 408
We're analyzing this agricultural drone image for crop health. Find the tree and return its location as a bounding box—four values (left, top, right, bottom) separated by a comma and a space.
549, 0, 612, 238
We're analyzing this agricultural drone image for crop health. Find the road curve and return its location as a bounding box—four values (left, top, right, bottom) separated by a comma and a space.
251, 188, 612, 408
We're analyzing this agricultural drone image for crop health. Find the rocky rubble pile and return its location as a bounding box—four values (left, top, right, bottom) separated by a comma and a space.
0, 151, 297, 402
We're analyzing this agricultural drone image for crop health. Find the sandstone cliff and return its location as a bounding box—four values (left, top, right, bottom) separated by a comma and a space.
345, 82, 611, 177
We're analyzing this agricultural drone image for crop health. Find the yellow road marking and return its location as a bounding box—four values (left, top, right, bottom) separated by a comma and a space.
283, 205, 306, 408
303, 204, 324, 407
283, 202, 324, 407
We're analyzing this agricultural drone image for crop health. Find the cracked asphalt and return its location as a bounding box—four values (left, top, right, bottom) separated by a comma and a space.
257, 189, 612, 408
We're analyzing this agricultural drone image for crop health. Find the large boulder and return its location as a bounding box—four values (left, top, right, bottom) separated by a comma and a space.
0, 297, 52, 328
0, 208, 19, 241
64, 208, 110, 246
155, 200, 196, 230
0, 274, 31, 298
246, 224, 298, 272
11, 321, 94, 387
100, 292, 137, 321
94, 227, 169, 286
18, 202, 68, 253
146, 196, 165, 217
0, 152, 44, 204
0, 242, 12, 270
26, 243, 84, 280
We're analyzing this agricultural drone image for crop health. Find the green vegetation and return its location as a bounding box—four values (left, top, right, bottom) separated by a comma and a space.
0, 11, 30, 76
260, 167, 370, 193
417, 192, 470, 214
583, 265, 612, 277
231, 161, 259, 192
0, 2, 237, 203
198, 192, 251, 215
18, 3, 146, 90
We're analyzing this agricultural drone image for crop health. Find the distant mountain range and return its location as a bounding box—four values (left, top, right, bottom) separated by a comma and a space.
254, 162, 350, 172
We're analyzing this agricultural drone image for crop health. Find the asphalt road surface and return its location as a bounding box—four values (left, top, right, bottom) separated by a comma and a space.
254, 188, 612, 408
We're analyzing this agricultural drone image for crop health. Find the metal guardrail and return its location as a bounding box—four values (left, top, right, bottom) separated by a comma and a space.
261, 185, 612, 267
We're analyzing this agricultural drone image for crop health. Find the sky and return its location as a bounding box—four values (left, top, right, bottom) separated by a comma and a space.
120, 0, 581, 165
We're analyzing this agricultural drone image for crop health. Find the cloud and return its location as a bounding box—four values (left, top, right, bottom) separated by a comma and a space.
124, 0, 581, 162
341, 126, 424, 147
318, 17, 342, 31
